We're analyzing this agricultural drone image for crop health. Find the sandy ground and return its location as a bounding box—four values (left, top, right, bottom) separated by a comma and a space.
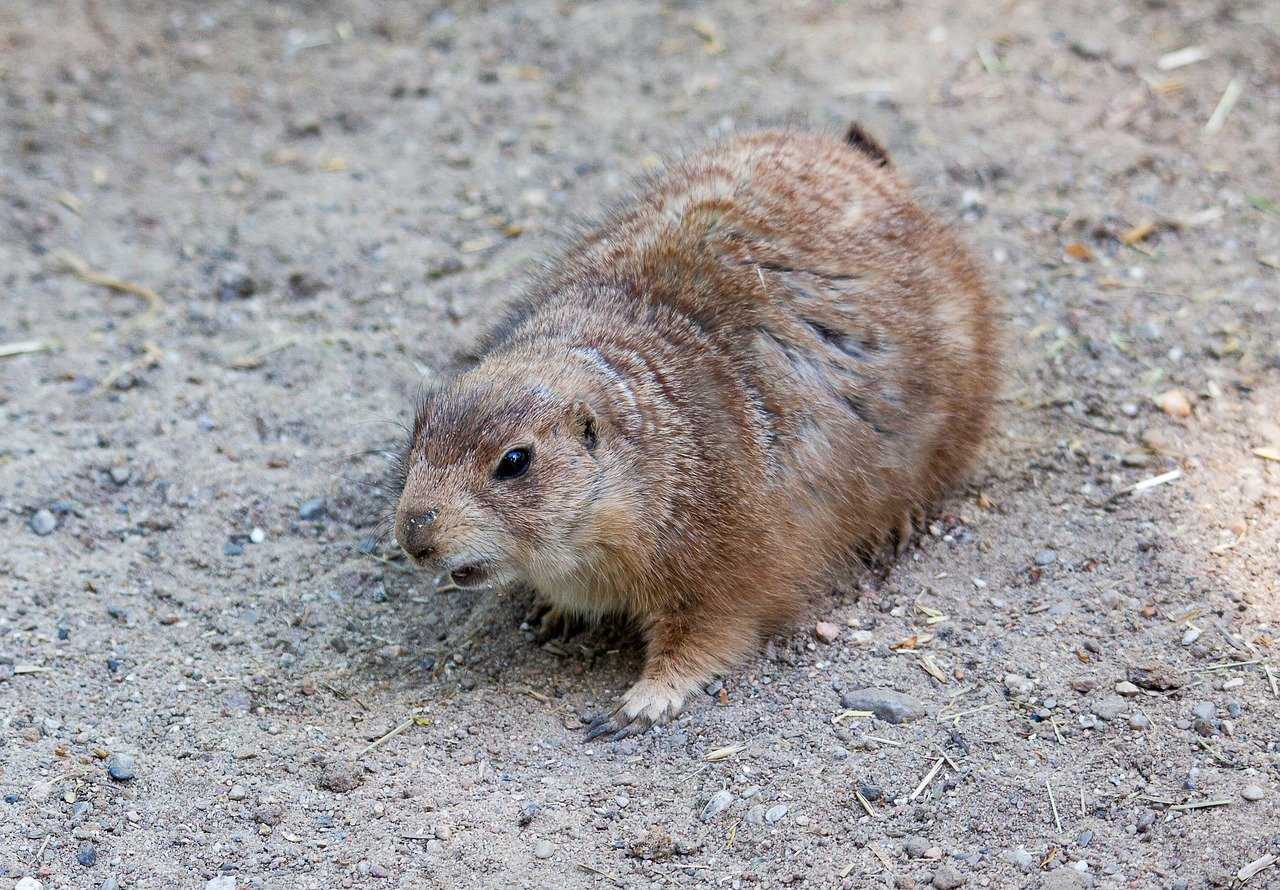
2, 1, 1279, 888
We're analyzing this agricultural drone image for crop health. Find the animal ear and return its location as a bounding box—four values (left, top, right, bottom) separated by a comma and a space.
571, 400, 598, 451
844, 122, 891, 168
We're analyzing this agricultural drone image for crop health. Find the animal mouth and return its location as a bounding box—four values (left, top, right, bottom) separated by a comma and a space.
433, 564, 489, 592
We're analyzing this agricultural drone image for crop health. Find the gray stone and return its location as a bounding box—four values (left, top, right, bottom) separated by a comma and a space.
106, 753, 136, 782
1091, 695, 1125, 721
1241, 784, 1266, 802
16, 880, 44, 890
298, 498, 326, 520
1114, 681, 1140, 697
30, 509, 57, 535
1191, 701, 1216, 721
1006, 847, 1034, 870
205, 878, 236, 890
839, 687, 925, 724
1039, 867, 1091, 889
932, 862, 968, 889
764, 804, 788, 823
76, 844, 97, 866
905, 836, 932, 858
108, 465, 132, 485
1033, 549, 1058, 566
1128, 713, 1150, 730
701, 789, 733, 821
1004, 674, 1035, 697
533, 839, 555, 859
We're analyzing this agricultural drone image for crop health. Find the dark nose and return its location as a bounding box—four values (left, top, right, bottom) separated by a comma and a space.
397, 508, 438, 560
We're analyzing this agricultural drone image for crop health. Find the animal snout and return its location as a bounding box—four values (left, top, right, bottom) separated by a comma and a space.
396, 508, 439, 561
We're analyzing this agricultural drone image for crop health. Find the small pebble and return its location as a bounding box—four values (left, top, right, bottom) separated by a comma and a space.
1033, 548, 1057, 566
1191, 701, 1216, 721
30, 509, 58, 535
249, 527, 265, 544
434, 824, 452, 841
77, 844, 97, 867
814, 621, 840, 644
217, 264, 256, 301
533, 839, 555, 859
1128, 713, 1150, 730
518, 801, 541, 826
105, 753, 136, 782
765, 804, 788, 823
228, 785, 247, 801
1241, 784, 1266, 802
298, 498, 326, 520
206, 877, 236, 890
223, 541, 244, 557
16, 880, 43, 890
931, 862, 967, 889
1091, 695, 1125, 722
1114, 681, 1139, 697
840, 688, 924, 724
108, 465, 132, 485
701, 789, 734, 821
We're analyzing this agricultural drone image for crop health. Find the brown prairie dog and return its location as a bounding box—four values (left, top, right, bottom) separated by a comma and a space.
393, 125, 1000, 739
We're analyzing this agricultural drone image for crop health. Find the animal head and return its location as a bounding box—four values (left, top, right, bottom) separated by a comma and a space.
393, 371, 602, 593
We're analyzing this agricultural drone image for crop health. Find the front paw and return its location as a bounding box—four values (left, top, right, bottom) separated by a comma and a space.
584, 678, 686, 742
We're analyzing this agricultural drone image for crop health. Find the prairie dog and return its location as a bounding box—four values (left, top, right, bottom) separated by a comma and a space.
393, 126, 1000, 739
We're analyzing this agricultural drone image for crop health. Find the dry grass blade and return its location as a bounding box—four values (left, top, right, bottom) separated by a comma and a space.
1157, 45, 1210, 70
356, 713, 430, 758
1204, 78, 1243, 135
1046, 778, 1063, 832
937, 702, 996, 723
854, 787, 879, 818
52, 250, 165, 325
95, 341, 163, 393
230, 336, 301, 369
1237, 854, 1278, 882
1253, 447, 1280, 463
1120, 221, 1157, 246
833, 709, 874, 725
919, 654, 949, 684
0, 339, 58, 359
576, 862, 623, 885
1168, 798, 1231, 811
704, 744, 746, 762
909, 757, 945, 801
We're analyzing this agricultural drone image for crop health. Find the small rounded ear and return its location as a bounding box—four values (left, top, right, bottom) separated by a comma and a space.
571, 400, 598, 452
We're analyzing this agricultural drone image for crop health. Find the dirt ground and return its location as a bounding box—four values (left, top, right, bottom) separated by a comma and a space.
2, 1, 1279, 888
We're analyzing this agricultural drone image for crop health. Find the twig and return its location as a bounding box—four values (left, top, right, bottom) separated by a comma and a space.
356, 714, 428, 758
1046, 778, 1063, 833
1187, 658, 1266, 673
1264, 664, 1279, 698
909, 757, 945, 801
230, 336, 301, 370
862, 734, 904, 748
937, 702, 996, 723
1169, 798, 1231, 811
52, 250, 165, 325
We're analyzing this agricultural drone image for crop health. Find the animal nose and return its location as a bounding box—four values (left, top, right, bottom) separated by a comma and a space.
397, 508, 439, 560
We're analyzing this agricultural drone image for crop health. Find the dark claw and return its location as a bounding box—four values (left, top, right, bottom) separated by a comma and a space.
608, 719, 647, 742
584, 715, 616, 742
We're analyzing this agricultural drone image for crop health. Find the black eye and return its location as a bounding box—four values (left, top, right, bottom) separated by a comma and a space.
494, 447, 531, 480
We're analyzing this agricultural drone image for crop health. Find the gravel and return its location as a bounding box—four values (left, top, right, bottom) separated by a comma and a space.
932, 862, 968, 889
29, 509, 57, 535
701, 789, 734, 821
839, 687, 925, 723
298, 498, 326, 520
1090, 695, 1126, 722
105, 753, 136, 782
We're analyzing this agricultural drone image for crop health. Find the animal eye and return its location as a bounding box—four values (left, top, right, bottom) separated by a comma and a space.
494, 447, 531, 480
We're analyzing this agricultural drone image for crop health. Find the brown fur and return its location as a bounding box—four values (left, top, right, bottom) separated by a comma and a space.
394, 127, 1001, 738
